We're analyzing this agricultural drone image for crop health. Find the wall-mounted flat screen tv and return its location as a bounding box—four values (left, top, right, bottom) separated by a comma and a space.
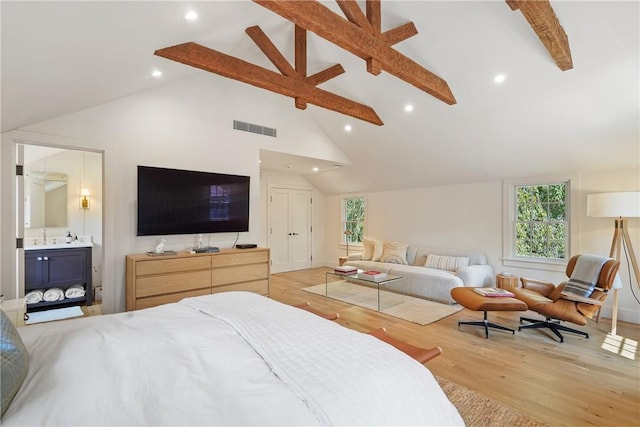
137, 166, 250, 236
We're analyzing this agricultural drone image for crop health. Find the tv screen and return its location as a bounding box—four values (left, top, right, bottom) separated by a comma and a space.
137, 166, 250, 236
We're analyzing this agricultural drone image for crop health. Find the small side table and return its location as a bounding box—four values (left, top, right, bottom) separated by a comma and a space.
1, 298, 27, 327
338, 256, 348, 266
496, 273, 518, 289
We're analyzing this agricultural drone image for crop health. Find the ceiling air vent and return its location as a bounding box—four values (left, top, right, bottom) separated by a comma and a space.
233, 120, 277, 138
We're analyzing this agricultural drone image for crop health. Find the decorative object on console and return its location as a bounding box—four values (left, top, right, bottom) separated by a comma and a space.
587, 191, 640, 335
194, 246, 220, 253
80, 189, 90, 209
155, 238, 166, 254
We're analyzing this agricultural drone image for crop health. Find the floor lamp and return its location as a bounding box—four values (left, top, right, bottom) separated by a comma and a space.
587, 191, 640, 335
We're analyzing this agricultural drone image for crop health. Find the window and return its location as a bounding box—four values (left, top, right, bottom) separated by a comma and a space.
342, 196, 365, 244
515, 183, 567, 259
502, 175, 577, 271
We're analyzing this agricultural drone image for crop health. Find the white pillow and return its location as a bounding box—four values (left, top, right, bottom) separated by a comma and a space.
362, 238, 383, 261
380, 241, 408, 264
425, 254, 470, 272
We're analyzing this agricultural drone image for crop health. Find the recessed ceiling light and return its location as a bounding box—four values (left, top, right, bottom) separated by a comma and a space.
312, 167, 319, 172
494, 74, 506, 83
151, 69, 162, 78
404, 104, 414, 113
185, 10, 198, 21
344, 124, 352, 132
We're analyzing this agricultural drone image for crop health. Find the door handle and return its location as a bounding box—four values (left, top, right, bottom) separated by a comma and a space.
292, 232, 299, 236
37, 256, 43, 261
43, 257, 49, 261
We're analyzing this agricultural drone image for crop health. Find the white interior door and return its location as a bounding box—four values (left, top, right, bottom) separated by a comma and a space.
268, 187, 312, 273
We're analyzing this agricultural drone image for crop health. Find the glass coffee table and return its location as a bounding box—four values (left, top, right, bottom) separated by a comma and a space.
325, 270, 404, 311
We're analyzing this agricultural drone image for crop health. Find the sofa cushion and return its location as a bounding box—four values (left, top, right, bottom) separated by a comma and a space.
425, 254, 470, 272
380, 241, 408, 264
361, 238, 383, 261
412, 247, 486, 267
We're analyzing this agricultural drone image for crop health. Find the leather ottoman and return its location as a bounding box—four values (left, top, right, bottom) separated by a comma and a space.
451, 287, 528, 338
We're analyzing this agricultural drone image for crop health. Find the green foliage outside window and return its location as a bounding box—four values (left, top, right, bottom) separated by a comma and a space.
344, 197, 365, 243
515, 183, 567, 259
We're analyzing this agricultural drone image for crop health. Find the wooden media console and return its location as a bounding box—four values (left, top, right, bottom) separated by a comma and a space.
126, 247, 270, 311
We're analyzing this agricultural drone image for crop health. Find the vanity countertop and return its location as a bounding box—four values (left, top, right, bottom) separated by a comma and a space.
24, 242, 93, 250
24, 236, 93, 251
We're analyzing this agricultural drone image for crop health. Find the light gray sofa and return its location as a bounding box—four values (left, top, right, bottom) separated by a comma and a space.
345, 245, 494, 304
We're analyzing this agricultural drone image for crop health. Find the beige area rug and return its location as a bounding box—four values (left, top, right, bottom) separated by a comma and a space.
436, 376, 547, 427
302, 281, 462, 325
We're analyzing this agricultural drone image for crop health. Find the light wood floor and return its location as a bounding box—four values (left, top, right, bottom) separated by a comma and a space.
270, 267, 640, 427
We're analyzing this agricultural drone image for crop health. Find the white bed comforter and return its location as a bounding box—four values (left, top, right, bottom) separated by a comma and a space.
3, 292, 463, 426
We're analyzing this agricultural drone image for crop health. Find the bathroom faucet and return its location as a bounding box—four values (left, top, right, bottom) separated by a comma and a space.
42, 228, 47, 244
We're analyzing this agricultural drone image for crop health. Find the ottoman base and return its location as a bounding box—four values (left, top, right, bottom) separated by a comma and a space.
459, 311, 516, 339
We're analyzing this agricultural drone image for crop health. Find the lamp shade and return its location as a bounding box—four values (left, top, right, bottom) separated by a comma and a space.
587, 192, 640, 218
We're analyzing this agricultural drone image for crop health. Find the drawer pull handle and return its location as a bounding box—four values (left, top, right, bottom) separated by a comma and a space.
37, 257, 42, 261
43, 257, 49, 261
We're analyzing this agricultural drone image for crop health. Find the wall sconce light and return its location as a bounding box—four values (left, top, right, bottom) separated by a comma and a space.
80, 189, 90, 209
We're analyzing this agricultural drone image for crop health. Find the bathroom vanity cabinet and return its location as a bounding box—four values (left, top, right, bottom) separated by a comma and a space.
25, 246, 92, 311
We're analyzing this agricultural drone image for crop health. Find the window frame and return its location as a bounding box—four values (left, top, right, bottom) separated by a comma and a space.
341, 195, 366, 247
502, 174, 580, 272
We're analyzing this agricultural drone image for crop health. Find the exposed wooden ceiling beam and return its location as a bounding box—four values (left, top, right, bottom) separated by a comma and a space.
382, 22, 419, 47
507, 0, 573, 71
253, 0, 456, 105
246, 25, 296, 78
154, 42, 383, 126
337, 0, 374, 33
366, 0, 381, 35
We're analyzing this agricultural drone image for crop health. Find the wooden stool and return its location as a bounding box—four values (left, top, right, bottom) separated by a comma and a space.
451, 287, 528, 339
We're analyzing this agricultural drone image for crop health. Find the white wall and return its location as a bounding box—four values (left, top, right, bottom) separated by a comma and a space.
1, 77, 347, 313
326, 168, 640, 324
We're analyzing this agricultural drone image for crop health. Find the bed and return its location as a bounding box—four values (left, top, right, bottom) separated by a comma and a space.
2, 291, 463, 426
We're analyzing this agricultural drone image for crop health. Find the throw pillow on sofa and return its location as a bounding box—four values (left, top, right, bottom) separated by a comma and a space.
425, 254, 469, 272
380, 241, 408, 264
362, 238, 383, 261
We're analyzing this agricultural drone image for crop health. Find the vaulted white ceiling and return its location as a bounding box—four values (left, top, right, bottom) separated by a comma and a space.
2, 1, 638, 195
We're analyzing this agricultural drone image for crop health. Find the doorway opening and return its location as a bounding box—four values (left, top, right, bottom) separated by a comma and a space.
16, 144, 103, 310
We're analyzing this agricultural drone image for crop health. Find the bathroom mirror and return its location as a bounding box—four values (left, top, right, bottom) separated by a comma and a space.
24, 171, 68, 228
